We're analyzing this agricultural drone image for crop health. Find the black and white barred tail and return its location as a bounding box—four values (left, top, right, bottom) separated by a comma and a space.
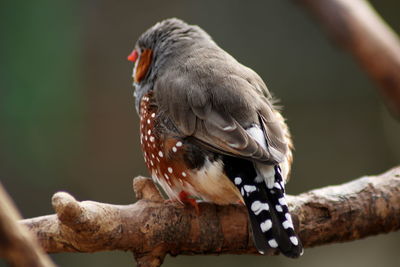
223, 156, 303, 258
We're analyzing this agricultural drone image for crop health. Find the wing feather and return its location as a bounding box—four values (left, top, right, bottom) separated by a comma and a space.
154, 58, 289, 164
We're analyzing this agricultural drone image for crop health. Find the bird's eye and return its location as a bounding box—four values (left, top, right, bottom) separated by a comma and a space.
127, 49, 139, 62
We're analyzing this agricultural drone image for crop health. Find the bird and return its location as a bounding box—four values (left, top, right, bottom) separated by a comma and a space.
127, 18, 303, 258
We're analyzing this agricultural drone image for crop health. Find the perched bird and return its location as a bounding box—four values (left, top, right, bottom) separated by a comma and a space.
128, 18, 303, 258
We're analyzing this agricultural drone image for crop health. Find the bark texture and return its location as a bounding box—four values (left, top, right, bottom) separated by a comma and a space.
20, 168, 400, 266
296, 0, 400, 118
0, 183, 55, 267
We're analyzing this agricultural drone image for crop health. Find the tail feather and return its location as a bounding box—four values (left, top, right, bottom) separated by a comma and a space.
263, 166, 303, 257
225, 157, 303, 258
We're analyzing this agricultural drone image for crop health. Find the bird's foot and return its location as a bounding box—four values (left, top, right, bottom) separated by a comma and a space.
164, 191, 200, 214
178, 191, 200, 215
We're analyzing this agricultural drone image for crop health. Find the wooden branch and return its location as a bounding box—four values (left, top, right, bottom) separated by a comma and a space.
0, 183, 55, 267
20, 168, 400, 267
296, 0, 400, 118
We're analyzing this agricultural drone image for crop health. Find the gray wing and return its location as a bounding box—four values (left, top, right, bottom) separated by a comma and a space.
154, 60, 289, 164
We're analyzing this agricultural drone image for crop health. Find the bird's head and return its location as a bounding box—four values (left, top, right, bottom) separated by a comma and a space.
127, 18, 213, 113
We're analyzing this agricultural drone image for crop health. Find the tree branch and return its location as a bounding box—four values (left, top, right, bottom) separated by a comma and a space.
20, 168, 400, 266
0, 183, 55, 267
295, 0, 400, 118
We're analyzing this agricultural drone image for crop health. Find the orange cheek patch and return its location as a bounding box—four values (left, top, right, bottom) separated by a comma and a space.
135, 49, 153, 83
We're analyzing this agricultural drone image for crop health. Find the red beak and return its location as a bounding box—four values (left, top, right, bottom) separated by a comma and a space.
127, 50, 138, 62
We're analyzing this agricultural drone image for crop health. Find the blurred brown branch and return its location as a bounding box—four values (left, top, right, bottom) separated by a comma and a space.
296, 0, 400, 118
19, 167, 400, 267
0, 183, 55, 267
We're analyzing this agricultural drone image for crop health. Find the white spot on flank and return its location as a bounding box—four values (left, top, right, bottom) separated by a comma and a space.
151, 113, 155, 118
243, 185, 257, 193
240, 188, 245, 196
164, 173, 169, 179
234, 177, 242, 185
151, 154, 155, 159
158, 151, 163, 157
290, 236, 299, 246
167, 167, 173, 173
176, 141, 183, 147
181, 172, 187, 177
268, 239, 278, 248
147, 130, 151, 135
147, 119, 150, 124
251, 201, 269, 215
150, 136, 155, 142
275, 205, 283, 212
278, 197, 286, 206
260, 219, 272, 232
172, 146, 177, 152
274, 182, 281, 189
150, 160, 154, 166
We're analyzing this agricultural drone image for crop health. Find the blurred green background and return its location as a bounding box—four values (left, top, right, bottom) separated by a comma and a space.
1, 0, 400, 266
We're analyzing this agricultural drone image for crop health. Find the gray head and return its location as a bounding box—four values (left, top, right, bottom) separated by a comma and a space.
128, 18, 214, 112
